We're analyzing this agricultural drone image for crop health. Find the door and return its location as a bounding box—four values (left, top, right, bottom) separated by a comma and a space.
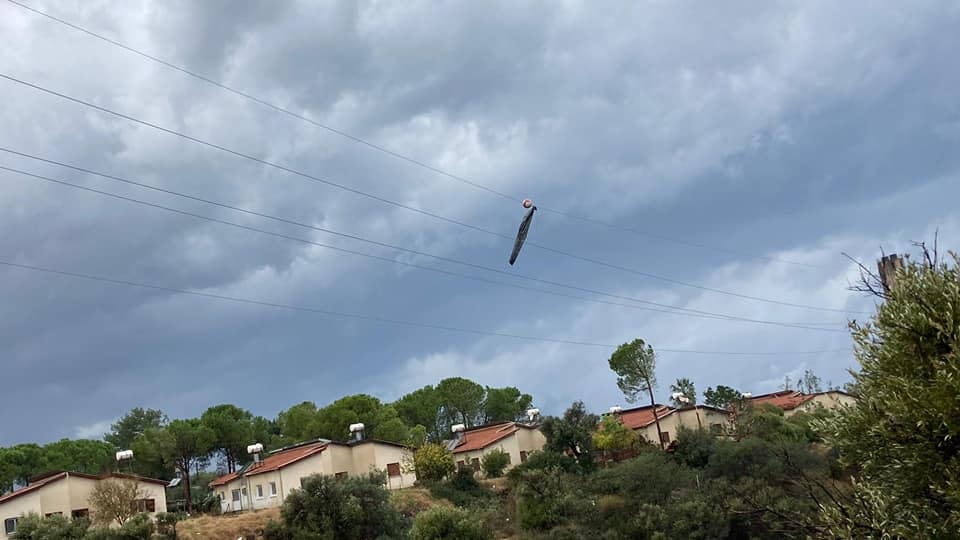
231, 489, 242, 512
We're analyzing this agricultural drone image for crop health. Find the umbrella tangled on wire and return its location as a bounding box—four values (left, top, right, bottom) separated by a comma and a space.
509, 198, 537, 266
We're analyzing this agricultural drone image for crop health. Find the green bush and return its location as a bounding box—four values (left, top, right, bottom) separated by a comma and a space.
513, 466, 588, 532
428, 468, 492, 507
262, 471, 404, 540
10, 513, 89, 539
409, 506, 494, 540
413, 443, 456, 483
84, 513, 155, 540
506, 451, 580, 483
670, 426, 716, 469
154, 512, 182, 539
480, 449, 510, 478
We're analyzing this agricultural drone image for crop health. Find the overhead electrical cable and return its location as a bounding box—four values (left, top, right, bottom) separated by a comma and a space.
4, 0, 825, 270
0, 257, 851, 355
0, 147, 856, 321
0, 73, 865, 315
0, 164, 847, 332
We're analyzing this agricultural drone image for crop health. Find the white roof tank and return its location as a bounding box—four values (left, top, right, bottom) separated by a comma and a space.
349, 423, 366, 433
451, 423, 466, 433
247, 443, 264, 454
115, 450, 134, 461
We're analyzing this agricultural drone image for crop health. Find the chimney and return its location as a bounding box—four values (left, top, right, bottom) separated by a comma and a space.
451, 423, 466, 442
247, 443, 264, 463
349, 423, 366, 442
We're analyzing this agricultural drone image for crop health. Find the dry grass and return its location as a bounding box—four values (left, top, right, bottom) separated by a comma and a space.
176, 507, 279, 540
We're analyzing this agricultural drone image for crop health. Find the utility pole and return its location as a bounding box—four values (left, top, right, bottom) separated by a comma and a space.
878, 254, 905, 295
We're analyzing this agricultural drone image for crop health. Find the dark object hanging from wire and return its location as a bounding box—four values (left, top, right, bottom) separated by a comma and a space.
509, 198, 537, 266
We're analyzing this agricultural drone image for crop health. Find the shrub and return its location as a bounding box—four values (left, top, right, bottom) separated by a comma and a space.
409, 506, 494, 540
9, 513, 88, 539
671, 426, 716, 469
428, 468, 492, 507
507, 451, 580, 483
262, 471, 403, 540
513, 466, 588, 532
480, 449, 510, 478
84, 513, 155, 540
154, 512, 182, 539
413, 443, 456, 483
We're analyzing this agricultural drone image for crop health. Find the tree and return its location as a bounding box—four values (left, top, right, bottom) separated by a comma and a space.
200, 404, 253, 473
608, 338, 664, 448
40, 439, 115, 478
481, 386, 533, 424
592, 415, 641, 460
263, 472, 403, 540
276, 401, 321, 443
89, 478, 149, 527
394, 385, 443, 442
821, 251, 960, 537
781, 375, 793, 391
105, 408, 166, 451
797, 369, 823, 394
702, 385, 744, 409
540, 401, 599, 470
135, 419, 214, 512
0, 444, 44, 493
436, 377, 485, 428
480, 449, 510, 478
413, 443, 456, 483
410, 506, 494, 540
670, 378, 697, 408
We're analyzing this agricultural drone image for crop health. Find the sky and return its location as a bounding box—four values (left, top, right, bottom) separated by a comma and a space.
1, 0, 959, 446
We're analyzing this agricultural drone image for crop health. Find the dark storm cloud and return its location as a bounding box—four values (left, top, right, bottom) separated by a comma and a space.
1, 0, 959, 444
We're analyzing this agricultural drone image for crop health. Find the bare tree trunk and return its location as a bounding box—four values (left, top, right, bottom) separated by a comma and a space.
180, 458, 193, 513
646, 380, 665, 449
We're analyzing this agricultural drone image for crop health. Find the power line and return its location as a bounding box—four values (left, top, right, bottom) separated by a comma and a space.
0, 147, 861, 317
4, 0, 826, 270
0, 164, 848, 332
0, 72, 864, 315
0, 258, 851, 356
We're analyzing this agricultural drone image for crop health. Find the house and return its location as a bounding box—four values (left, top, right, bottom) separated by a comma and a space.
611, 404, 731, 445
749, 390, 857, 417
209, 436, 415, 513
446, 421, 547, 473
0, 471, 168, 539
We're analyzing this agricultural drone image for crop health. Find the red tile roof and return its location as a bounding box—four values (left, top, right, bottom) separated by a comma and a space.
451, 422, 528, 454
749, 390, 814, 411
210, 441, 327, 486
614, 405, 676, 430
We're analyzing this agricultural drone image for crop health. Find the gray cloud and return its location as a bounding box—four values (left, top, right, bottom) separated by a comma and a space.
1, 0, 958, 445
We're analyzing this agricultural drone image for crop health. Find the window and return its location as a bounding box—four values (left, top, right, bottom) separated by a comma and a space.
504, 453, 512, 465
72, 509, 89, 519
520, 451, 528, 463
256, 484, 264, 499
132, 499, 156, 513
335, 472, 348, 480
269, 482, 278, 497
232, 489, 241, 502
456, 460, 465, 469
45, 512, 63, 518
710, 423, 723, 434
471, 458, 480, 471
4, 517, 17, 535
659, 431, 671, 444
386, 462, 401, 477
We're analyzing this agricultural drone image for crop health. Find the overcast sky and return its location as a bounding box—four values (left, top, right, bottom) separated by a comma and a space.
2, 1, 958, 446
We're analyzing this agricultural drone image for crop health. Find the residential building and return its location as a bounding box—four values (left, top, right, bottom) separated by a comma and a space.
749, 390, 857, 417
0, 471, 168, 539
612, 404, 731, 445
446, 421, 547, 473
209, 437, 415, 513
